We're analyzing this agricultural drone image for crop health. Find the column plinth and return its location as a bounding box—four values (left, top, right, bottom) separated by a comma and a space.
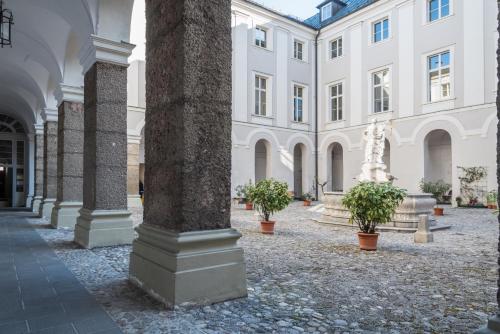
129, 0, 247, 306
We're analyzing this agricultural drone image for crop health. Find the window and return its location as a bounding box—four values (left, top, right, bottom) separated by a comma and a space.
294, 40, 304, 60
330, 83, 343, 121
428, 0, 449, 22
330, 37, 343, 59
255, 75, 267, 116
372, 69, 390, 113
373, 18, 389, 43
255, 27, 267, 48
293, 85, 304, 122
428, 51, 450, 102
321, 3, 332, 21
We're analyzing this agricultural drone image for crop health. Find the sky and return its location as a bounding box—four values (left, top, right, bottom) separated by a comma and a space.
130, 0, 322, 62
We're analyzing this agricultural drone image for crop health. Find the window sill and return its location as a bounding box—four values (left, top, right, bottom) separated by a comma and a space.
423, 13, 454, 27
328, 55, 344, 62
291, 57, 308, 64
252, 114, 274, 119
368, 38, 392, 48
325, 119, 344, 124
291, 120, 309, 125
252, 45, 273, 53
423, 97, 456, 105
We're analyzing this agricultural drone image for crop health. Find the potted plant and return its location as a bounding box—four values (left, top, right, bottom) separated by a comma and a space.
302, 192, 313, 206
241, 180, 254, 210
342, 182, 406, 251
250, 179, 293, 234
419, 179, 451, 216
487, 191, 498, 209
455, 196, 463, 207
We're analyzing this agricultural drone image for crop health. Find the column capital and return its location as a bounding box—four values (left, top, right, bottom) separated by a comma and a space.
79, 35, 135, 74
127, 134, 141, 145
34, 123, 44, 135
41, 108, 58, 122
55, 84, 84, 107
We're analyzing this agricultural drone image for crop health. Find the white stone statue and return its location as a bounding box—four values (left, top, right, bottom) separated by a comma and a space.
359, 119, 389, 183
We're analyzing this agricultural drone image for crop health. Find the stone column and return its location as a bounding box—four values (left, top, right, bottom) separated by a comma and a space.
25, 134, 35, 208
74, 36, 135, 249
31, 124, 44, 213
39, 109, 58, 219
129, 0, 247, 307
127, 136, 142, 208
51, 97, 84, 229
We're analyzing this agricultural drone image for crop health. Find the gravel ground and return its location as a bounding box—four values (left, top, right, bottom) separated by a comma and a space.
31, 203, 497, 334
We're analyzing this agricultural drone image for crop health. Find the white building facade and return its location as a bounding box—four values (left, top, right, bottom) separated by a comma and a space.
127, 0, 498, 204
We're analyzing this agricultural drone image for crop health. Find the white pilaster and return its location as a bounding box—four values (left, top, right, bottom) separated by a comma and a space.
232, 11, 249, 122
349, 23, 362, 126
275, 27, 288, 127
26, 134, 35, 208
398, 1, 415, 118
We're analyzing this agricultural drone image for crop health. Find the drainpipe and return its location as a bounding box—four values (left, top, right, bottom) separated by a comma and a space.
314, 29, 320, 201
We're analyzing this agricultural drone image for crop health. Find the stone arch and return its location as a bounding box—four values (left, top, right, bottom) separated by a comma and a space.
255, 139, 271, 183
326, 142, 344, 192
423, 129, 452, 186
293, 143, 308, 198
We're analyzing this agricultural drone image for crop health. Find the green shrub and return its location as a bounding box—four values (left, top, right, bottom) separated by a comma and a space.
419, 179, 451, 207
250, 179, 293, 222
342, 182, 406, 234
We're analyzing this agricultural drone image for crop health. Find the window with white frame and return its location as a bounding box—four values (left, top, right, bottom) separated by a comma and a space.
255, 75, 267, 116
329, 83, 343, 121
372, 69, 390, 113
428, 50, 450, 102
293, 85, 304, 122
428, 0, 449, 22
321, 3, 332, 21
294, 40, 304, 60
330, 37, 342, 59
372, 18, 389, 43
255, 27, 267, 48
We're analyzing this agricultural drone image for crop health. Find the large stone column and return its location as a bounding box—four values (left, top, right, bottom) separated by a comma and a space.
52, 91, 84, 229
39, 109, 58, 219
129, 0, 247, 307
31, 124, 44, 212
74, 36, 135, 249
127, 136, 142, 208
475, 5, 500, 333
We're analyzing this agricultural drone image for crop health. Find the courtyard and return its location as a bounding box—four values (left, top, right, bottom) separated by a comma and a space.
3, 202, 491, 333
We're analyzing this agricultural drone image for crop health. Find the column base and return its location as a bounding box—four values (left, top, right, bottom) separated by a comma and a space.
74, 208, 134, 249
25, 195, 34, 209
129, 225, 248, 308
39, 198, 56, 219
128, 195, 143, 208
32, 196, 43, 213
51, 201, 82, 229
475, 316, 500, 334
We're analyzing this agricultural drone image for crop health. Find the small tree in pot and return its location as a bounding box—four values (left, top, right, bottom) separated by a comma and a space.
342, 182, 406, 251
249, 179, 293, 234
419, 179, 451, 216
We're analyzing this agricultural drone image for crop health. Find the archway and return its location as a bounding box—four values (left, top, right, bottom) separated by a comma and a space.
293, 143, 306, 198
383, 139, 390, 173
255, 139, 271, 182
424, 129, 452, 184
327, 142, 343, 192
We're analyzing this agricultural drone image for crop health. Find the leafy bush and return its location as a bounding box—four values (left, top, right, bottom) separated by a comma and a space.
342, 182, 406, 234
487, 191, 498, 204
235, 180, 254, 202
302, 192, 313, 201
419, 179, 451, 207
250, 179, 293, 222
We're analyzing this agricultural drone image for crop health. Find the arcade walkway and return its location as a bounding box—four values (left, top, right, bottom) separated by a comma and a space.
0, 212, 121, 334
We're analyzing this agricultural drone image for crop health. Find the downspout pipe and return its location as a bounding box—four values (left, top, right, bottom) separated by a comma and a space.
314, 29, 320, 201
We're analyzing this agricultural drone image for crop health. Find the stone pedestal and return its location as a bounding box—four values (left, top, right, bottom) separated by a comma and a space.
475, 316, 500, 334
39, 120, 58, 219
74, 60, 134, 248
414, 214, 433, 243
52, 100, 84, 229
129, 0, 247, 307
318, 191, 448, 233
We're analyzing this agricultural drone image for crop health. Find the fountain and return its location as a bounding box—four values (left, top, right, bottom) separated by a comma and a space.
318, 120, 450, 232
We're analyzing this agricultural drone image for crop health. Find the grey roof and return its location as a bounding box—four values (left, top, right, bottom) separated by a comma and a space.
305, 0, 378, 29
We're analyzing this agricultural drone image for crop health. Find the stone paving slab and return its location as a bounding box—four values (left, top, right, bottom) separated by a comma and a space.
31, 204, 499, 334
0, 212, 122, 334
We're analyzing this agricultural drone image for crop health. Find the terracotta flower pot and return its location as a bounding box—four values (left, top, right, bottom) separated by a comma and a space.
245, 202, 253, 210
489, 204, 498, 210
434, 207, 444, 216
303, 200, 311, 206
357, 232, 379, 251
260, 221, 275, 234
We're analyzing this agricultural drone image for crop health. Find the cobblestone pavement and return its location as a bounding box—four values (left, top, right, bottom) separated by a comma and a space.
31, 203, 497, 334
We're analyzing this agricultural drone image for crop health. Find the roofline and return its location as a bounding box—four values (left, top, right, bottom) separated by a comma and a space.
316, 0, 347, 10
